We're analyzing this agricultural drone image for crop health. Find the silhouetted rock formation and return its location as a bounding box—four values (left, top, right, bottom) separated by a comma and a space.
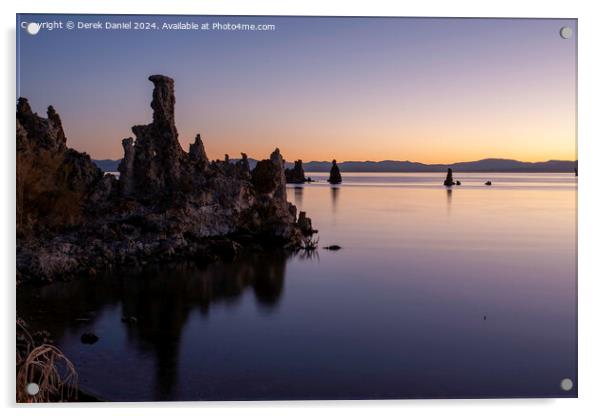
80, 332, 99, 344
189, 134, 209, 167
118, 75, 188, 197
285, 160, 308, 184
328, 160, 342, 184
251, 149, 286, 195
297, 211, 313, 235
16, 98, 115, 236
444, 168, 454, 187
16, 75, 315, 283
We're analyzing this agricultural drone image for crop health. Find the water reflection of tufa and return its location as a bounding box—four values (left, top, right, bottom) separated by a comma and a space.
17, 251, 289, 401
330, 186, 339, 213
294, 186, 304, 206
328, 160, 342, 184
295, 246, 320, 262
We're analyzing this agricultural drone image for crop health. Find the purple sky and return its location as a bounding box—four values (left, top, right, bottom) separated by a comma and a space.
17, 15, 577, 163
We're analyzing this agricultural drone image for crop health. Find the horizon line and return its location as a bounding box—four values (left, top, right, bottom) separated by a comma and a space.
92, 155, 578, 165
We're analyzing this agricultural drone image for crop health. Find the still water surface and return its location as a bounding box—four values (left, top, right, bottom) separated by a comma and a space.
18, 172, 577, 400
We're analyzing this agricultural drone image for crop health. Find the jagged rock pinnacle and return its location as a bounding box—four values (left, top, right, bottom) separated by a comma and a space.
16, 97, 67, 152
444, 168, 454, 187
126, 75, 185, 195
118, 138, 135, 195
148, 75, 176, 127
189, 134, 209, 165
328, 159, 342, 184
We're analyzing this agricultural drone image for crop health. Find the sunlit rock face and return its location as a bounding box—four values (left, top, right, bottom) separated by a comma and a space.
16, 75, 315, 283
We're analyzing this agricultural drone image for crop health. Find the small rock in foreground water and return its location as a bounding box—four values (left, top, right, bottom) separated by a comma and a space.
81, 332, 99, 344
121, 316, 138, 324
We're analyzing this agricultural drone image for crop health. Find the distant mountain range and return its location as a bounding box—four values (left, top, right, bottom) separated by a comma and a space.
93, 159, 122, 172
93, 158, 577, 173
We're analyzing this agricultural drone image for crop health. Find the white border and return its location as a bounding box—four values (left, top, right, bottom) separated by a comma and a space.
2, 1, 601, 415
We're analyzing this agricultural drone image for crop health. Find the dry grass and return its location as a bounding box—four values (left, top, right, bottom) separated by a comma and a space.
16, 320, 78, 403
301, 235, 319, 251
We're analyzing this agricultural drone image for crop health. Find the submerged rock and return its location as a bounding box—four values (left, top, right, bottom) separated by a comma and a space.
80, 332, 99, 344
485, 181, 492, 186
285, 160, 308, 184
121, 316, 138, 324
328, 160, 342, 184
444, 168, 454, 187
16, 75, 315, 284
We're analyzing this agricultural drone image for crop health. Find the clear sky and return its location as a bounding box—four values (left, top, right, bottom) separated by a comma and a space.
17, 15, 577, 163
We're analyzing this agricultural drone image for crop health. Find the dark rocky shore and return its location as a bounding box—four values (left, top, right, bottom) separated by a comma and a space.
16, 75, 315, 284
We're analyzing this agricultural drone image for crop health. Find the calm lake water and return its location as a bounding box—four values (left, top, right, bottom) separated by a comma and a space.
17, 172, 577, 401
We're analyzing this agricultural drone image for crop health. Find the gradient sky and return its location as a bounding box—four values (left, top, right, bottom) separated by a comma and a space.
17, 15, 577, 163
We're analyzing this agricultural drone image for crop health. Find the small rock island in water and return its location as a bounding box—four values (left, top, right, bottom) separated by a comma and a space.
16, 75, 316, 284
285, 160, 310, 184
328, 159, 342, 184
443, 168, 455, 187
